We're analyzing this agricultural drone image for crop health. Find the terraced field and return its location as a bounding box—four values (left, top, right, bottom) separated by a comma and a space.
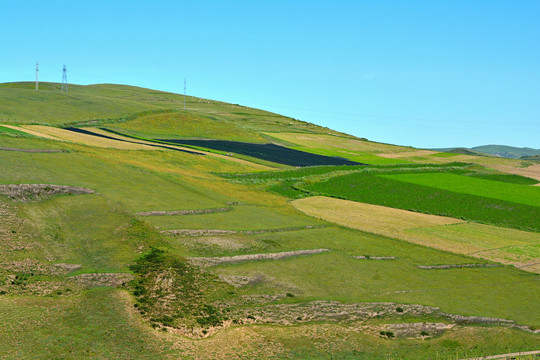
292, 196, 540, 273
158, 138, 362, 167
0, 82, 538, 359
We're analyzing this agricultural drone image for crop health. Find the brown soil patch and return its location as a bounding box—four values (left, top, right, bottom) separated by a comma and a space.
353, 256, 396, 260
0, 184, 94, 202
189, 249, 330, 268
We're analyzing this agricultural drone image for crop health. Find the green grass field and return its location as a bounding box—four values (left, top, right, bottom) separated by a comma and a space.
379, 172, 540, 206
1, 81, 538, 359
302, 172, 540, 231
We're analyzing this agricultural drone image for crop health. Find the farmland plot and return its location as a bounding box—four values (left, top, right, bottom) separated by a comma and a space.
157, 138, 362, 167
379, 173, 540, 207
292, 197, 540, 273
303, 172, 540, 231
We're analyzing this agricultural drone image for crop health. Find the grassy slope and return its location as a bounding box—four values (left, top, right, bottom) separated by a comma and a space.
1, 82, 539, 359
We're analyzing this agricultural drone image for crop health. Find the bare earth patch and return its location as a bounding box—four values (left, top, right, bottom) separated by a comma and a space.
189, 249, 330, 268
0, 184, 95, 202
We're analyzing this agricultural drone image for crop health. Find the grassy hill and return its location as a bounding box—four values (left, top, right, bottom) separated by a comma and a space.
433, 145, 540, 159
1, 82, 539, 359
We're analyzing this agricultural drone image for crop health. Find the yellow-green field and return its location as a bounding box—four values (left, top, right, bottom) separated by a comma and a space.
292, 196, 540, 273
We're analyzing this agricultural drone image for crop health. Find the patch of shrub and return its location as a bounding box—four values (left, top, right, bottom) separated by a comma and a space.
129, 248, 233, 331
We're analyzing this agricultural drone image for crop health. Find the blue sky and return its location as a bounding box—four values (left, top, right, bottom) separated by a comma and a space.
1, 0, 539, 148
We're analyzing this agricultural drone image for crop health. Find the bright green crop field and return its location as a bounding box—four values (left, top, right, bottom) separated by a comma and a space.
302, 172, 540, 231
379, 173, 540, 207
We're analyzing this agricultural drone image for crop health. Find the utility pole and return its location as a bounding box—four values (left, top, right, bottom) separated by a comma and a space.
184, 77, 186, 110
35, 62, 39, 90
61, 64, 68, 92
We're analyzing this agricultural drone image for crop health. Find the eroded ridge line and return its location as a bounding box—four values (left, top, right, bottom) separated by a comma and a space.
0, 147, 66, 153
161, 225, 328, 237
136, 207, 232, 216
461, 349, 540, 360
189, 249, 330, 267
417, 264, 501, 270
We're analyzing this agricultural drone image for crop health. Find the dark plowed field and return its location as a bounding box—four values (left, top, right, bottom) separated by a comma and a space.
157, 139, 363, 167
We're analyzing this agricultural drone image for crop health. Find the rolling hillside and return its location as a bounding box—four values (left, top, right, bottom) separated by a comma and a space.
1, 82, 539, 359
433, 145, 540, 159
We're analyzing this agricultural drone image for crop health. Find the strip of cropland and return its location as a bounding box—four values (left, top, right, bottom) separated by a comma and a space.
64, 127, 203, 155
291, 196, 540, 273
156, 138, 364, 167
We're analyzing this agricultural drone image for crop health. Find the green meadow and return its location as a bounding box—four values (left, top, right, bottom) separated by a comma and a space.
0, 82, 538, 359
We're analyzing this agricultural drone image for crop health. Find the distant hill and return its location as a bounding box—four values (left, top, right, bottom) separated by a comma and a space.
521, 155, 540, 161
432, 145, 540, 159
472, 145, 540, 159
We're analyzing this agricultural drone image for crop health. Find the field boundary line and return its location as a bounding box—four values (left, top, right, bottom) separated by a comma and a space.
461, 349, 540, 360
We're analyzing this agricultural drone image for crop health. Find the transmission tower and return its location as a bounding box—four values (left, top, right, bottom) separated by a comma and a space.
35, 62, 39, 90
184, 77, 186, 110
61, 64, 68, 92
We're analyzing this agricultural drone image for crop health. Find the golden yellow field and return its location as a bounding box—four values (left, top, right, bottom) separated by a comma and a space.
1, 124, 62, 140
19, 125, 155, 150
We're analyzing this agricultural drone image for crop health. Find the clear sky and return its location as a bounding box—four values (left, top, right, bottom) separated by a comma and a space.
1, 0, 539, 148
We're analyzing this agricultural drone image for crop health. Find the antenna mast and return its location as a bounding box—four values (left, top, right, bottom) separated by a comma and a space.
61, 64, 68, 92
35, 62, 39, 90
184, 77, 186, 110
